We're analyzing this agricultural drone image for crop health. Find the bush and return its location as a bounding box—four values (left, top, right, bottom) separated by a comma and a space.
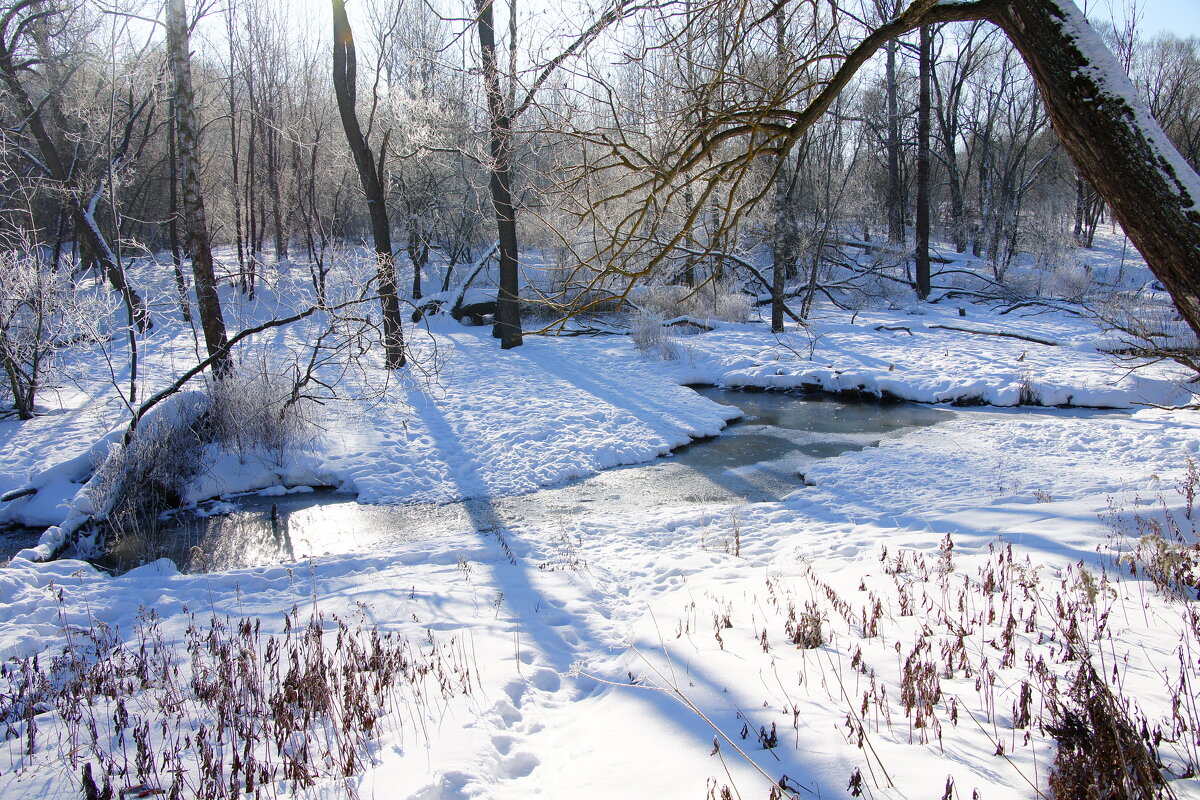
0, 249, 74, 419
1046, 663, 1171, 800
88, 365, 318, 567
633, 279, 752, 323
87, 393, 211, 564
1106, 457, 1200, 600
631, 311, 683, 361
206, 366, 317, 466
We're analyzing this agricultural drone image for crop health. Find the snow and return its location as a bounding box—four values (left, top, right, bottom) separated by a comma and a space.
1054, 0, 1200, 211
0, 251, 1199, 800
663, 302, 1190, 408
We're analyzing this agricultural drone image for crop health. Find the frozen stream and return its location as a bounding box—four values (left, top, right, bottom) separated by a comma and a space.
135, 388, 955, 572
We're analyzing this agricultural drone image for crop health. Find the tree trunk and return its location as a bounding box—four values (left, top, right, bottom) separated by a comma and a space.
408, 219, 427, 300
915, 24, 932, 300
770, 6, 796, 331
167, 98, 192, 323
0, 42, 150, 331
245, 80, 260, 299
267, 113, 287, 263
331, 0, 406, 368
885, 39, 905, 245
476, 0, 523, 349
987, 0, 1200, 335
225, 5, 247, 284
167, 0, 230, 374
1073, 173, 1086, 241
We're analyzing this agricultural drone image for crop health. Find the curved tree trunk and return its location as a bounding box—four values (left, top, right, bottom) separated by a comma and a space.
781, 0, 1200, 343
986, 0, 1200, 337
332, 0, 407, 369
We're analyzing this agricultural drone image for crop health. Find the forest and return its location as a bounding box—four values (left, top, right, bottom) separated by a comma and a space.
0, 0, 1197, 378
1, 0, 1200, 799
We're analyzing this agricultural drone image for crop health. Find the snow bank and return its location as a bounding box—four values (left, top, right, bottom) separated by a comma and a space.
661, 303, 1192, 407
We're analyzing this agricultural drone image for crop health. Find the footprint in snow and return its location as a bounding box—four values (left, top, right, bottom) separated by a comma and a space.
498, 751, 540, 779
530, 667, 560, 693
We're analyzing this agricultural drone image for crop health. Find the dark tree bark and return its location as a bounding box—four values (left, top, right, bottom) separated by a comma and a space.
475, 0, 523, 349
245, 64, 261, 297
167, 0, 230, 375
985, 0, 1200, 336
408, 219, 428, 301
331, 0, 406, 368
267, 117, 287, 264
225, 5, 248, 284
883, 30, 905, 245
764, 0, 1200, 343
0, 2, 150, 332
770, 5, 796, 332
915, 24, 932, 300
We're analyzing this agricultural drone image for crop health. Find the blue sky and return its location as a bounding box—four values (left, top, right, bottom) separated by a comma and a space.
1103, 0, 1200, 38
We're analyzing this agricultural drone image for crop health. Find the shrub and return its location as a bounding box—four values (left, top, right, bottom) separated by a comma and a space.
631, 311, 683, 361
634, 280, 752, 323
87, 393, 211, 565
0, 249, 73, 419
1106, 458, 1200, 600
88, 364, 318, 567
786, 601, 824, 649
1046, 663, 1171, 800
206, 365, 317, 466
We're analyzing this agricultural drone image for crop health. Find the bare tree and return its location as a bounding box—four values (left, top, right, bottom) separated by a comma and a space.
332, 0, 406, 369
473, 0, 522, 348
466, 0, 648, 347
931, 21, 995, 252
589, 0, 1200, 342
1135, 33, 1200, 173
877, 0, 906, 245
167, 0, 230, 374
915, 22, 931, 299
0, 0, 151, 331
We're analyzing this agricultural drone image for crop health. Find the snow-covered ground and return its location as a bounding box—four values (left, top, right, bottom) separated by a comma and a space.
0, 252, 1198, 800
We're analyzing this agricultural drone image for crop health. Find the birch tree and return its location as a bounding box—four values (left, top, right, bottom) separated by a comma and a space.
166, 0, 230, 374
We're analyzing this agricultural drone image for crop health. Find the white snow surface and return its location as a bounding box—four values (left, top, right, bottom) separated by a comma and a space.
0, 262, 1199, 799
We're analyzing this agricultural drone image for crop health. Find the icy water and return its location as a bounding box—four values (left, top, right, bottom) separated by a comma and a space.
0, 526, 42, 566
131, 389, 954, 572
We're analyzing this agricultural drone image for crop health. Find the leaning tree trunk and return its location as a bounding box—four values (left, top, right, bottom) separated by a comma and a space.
167, 0, 230, 375
987, 0, 1200, 338
794, 0, 1200, 344
332, 0, 406, 369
